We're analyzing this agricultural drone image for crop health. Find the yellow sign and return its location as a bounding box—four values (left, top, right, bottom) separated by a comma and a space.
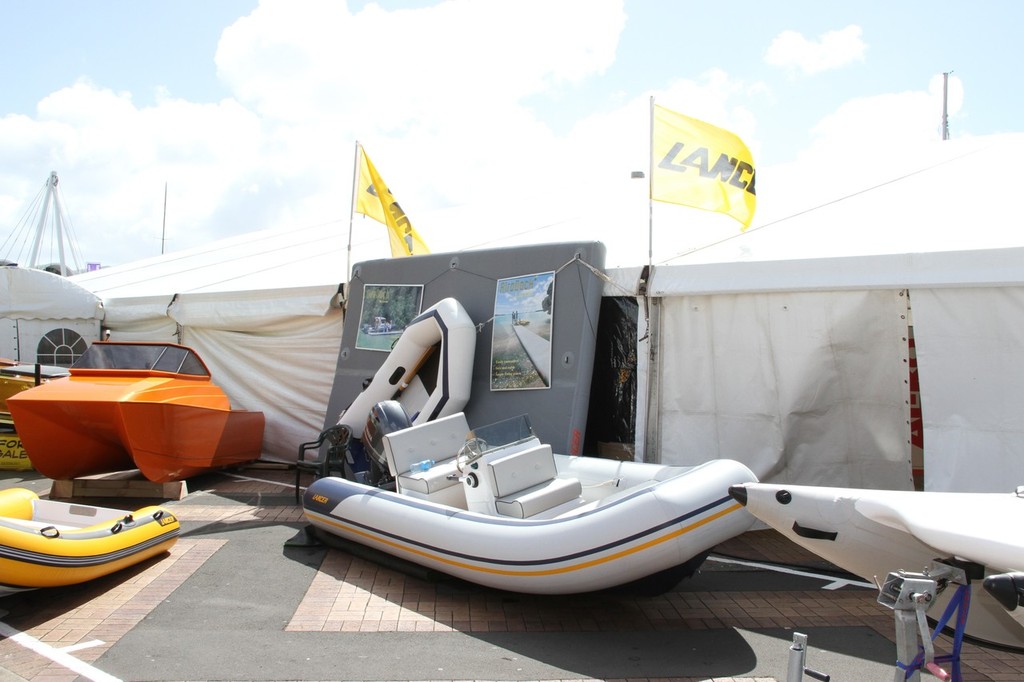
0, 434, 33, 471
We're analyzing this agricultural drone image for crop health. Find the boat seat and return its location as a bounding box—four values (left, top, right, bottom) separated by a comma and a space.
385, 413, 471, 498
487, 444, 582, 518
398, 459, 460, 496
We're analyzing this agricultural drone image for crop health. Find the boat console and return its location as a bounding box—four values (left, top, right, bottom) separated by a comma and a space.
375, 407, 583, 518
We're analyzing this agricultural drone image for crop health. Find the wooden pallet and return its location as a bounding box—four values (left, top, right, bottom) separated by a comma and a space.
49, 470, 188, 500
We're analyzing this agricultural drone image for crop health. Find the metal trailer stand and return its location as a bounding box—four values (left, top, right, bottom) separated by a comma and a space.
876, 560, 980, 682
786, 632, 830, 681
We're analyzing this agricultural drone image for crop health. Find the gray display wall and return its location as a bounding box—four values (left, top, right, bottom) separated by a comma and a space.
324, 241, 606, 455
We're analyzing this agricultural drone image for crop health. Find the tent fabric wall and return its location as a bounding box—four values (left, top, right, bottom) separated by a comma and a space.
166, 284, 344, 462
619, 248, 1024, 493
647, 289, 912, 489
101, 295, 179, 342
71, 229, 349, 466
1, 266, 103, 321
0, 266, 103, 363
96, 285, 344, 464
167, 285, 340, 330
96, 280, 344, 462
908, 286, 1024, 493
179, 316, 342, 462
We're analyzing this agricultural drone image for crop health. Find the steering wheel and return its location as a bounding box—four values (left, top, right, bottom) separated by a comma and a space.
455, 437, 488, 473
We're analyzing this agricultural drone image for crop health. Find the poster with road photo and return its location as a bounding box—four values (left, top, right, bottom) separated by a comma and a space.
490, 271, 554, 390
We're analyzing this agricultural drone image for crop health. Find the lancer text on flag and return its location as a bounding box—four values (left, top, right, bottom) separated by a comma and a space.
651, 105, 756, 230
355, 145, 430, 256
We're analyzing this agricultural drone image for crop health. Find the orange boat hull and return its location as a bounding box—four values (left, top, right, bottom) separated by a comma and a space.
6, 394, 135, 479
119, 402, 265, 482
8, 360, 264, 482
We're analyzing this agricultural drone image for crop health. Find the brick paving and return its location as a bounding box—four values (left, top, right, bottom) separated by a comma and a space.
0, 467, 1021, 681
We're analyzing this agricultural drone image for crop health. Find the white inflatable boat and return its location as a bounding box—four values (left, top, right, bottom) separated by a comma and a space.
303, 409, 757, 594
339, 297, 476, 438
729, 482, 1024, 650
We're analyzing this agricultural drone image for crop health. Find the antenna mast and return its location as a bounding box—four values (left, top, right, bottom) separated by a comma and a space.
161, 182, 168, 255
941, 71, 953, 141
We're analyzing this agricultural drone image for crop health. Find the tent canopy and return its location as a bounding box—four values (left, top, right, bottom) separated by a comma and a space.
670, 133, 1024, 265
2, 266, 102, 321
67, 234, 347, 464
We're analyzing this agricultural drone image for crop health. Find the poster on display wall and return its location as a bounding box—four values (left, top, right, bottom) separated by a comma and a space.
355, 284, 424, 351
490, 271, 554, 390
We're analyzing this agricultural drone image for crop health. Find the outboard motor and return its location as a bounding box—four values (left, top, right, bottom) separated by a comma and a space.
361, 400, 412, 489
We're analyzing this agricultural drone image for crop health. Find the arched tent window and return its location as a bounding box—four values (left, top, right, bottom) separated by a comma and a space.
37, 328, 89, 367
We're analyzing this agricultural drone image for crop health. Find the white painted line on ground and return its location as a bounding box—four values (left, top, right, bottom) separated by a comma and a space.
708, 554, 876, 590
58, 639, 106, 653
0, 620, 121, 682
223, 472, 294, 488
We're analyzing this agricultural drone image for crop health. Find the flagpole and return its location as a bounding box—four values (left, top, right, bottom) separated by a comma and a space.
347, 141, 361, 282
636, 95, 657, 464
647, 96, 654, 270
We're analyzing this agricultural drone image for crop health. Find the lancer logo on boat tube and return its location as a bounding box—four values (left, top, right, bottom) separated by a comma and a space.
304, 479, 362, 512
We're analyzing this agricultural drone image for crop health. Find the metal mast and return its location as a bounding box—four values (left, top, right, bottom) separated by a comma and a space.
941, 71, 953, 141
28, 171, 70, 272
23, 170, 83, 275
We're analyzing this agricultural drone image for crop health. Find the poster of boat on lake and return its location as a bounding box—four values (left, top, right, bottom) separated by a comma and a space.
355, 284, 424, 351
490, 271, 554, 390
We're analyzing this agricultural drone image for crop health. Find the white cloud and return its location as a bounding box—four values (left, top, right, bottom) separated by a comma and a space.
1, 0, 631, 268
2, 1, 966, 273
764, 25, 866, 76
0, 80, 272, 265
807, 73, 963, 155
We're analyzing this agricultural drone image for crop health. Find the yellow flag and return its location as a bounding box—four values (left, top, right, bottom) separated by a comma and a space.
651, 105, 756, 230
354, 145, 430, 256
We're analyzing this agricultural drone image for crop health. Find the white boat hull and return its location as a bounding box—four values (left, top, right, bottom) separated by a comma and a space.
339, 298, 476, 438
304, 457, 756, 594
729, 482, 1024, 650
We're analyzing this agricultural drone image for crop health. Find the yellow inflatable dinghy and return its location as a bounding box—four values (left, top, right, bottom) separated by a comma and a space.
0, 488, 180, 595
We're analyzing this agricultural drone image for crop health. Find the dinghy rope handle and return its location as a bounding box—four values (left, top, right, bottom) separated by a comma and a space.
40, 526, 60, 538
110, 513, 136, 534
456, 437, 488, 473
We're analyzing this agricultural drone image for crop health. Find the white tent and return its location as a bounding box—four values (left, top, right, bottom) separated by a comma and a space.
58, 132, 1024, 492
602, 130, 1024, 495
70, 223, 350, 462
0, 266, 102, 364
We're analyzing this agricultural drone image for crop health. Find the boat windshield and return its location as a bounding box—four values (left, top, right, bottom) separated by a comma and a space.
73, 344, 210, 376
471, 414, 536, 453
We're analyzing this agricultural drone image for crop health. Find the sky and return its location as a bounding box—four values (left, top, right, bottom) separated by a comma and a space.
1, 0, 1020, 273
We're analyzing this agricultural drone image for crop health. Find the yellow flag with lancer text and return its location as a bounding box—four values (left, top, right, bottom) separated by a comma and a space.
354, 145, 430, 256
651, 105, 756, 230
